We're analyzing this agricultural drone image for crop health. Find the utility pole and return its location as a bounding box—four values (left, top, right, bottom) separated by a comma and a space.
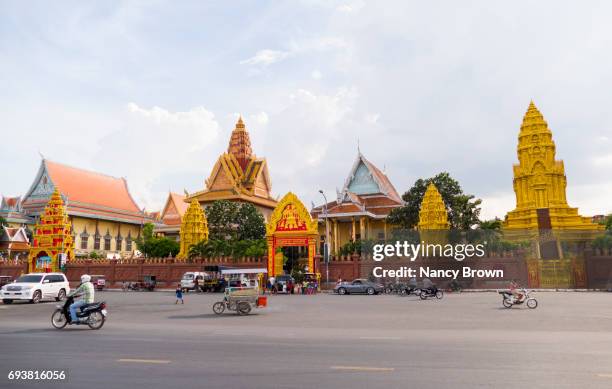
319, 190, 330, 288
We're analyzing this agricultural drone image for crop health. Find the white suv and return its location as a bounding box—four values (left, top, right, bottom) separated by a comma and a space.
1, 273, 70, 304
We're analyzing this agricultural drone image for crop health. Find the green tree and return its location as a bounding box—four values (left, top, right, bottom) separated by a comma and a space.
236, 203, 266, 240
479, 218, 502, 230
0, 216, 7, 227
148, 237, 180, 258
205, 200, 266, 241
205, 200, 239, 240
387, 172, 482, 230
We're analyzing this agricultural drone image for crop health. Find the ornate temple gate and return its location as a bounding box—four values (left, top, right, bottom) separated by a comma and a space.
266, 192, 318, 277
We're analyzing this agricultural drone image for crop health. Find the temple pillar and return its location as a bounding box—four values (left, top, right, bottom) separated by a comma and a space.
351, 217, 356, 241
333, 220, 339, 255
383, 221, 388, 241
359, 217, 366, 240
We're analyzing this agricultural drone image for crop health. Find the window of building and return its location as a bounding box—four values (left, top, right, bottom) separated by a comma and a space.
116, 235, 123, 251
126, 237, 132, 252
93, 233, 100, 250
80, 230, 89, 250
104, 232, 111, 251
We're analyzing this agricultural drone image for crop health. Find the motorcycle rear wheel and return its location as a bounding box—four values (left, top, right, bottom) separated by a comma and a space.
87, 311, 105, 330
526, 298, 538, 309
502, 299, 513, 308
435, 291, 444, 299
419, 291, 428, 300
51, 310, 68, 329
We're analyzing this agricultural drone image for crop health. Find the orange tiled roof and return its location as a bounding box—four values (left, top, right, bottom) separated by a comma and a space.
44, 160, 141, 213
21, 159, 146, 224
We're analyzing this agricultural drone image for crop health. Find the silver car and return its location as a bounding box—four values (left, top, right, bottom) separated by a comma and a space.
334, 279, 384, 295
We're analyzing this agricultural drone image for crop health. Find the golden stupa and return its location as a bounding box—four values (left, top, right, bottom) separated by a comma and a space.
418, 183, 450, 230
178, 200, 209, 258
503, 101, 602, 232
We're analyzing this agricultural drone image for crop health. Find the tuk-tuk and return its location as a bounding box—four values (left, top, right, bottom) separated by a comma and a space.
90, 275, 106, 291
0, 275, 13, 288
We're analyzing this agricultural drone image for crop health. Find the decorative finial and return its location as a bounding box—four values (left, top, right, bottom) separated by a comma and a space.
357, 138, 361, 154
236, 115, 245, 129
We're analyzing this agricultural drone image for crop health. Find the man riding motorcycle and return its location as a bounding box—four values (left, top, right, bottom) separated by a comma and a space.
509, 280, 523, 302
422, 277, 437, 293
69, 274, 95, 324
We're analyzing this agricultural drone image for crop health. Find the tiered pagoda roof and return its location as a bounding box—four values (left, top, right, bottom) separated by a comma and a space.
21, 159, 147, 224
0, 226, 30, 253
186, 117, 277, 210
0, 196, 32, 225
311, 152, 403, 220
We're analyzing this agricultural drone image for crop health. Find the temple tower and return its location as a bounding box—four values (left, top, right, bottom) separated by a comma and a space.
418, 183, 449, 230
227, 116, 253, 171
178, 200, 209, 259
29, 187, 74, 272
503, 102, 602, 231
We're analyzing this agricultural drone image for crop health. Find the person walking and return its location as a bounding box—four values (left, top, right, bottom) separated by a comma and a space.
175, 283, 184, 304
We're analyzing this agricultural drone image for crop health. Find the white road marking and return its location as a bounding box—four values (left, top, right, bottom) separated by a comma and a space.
597, 374, 612, 378
330, 366, 394, 372
117, 359, 171, 364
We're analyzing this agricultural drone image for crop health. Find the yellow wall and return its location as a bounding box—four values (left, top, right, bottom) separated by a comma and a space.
71, 216, 141, 256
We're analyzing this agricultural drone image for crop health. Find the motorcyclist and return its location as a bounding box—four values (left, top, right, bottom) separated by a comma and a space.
69, 274, 95, 324
422, 277, 436, 293
509, 280, 523, 302
407, 277, 418, 294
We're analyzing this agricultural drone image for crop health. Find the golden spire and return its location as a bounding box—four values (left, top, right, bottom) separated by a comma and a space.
178, 200, 209, 259
418, 183, 449, 230
504, 101, 603, 231
227, 115, 253, 171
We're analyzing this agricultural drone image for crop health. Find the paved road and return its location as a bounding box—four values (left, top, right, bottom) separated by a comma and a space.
1, 291, 611, 388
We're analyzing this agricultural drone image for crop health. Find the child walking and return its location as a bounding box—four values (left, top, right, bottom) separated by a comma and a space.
175, 283, 184, 304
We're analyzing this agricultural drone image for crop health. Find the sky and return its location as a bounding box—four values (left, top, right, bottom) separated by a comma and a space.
1, 1, 611, 219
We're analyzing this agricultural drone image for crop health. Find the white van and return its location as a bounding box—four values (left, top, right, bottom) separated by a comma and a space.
1, 273, 70, 304
180, 272, 208, 292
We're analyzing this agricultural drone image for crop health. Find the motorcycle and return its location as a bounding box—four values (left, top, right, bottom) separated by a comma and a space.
420, 287, 443, 300
51, 295, 107, 330
400, 286, 422, 296
499, 288, 537, 309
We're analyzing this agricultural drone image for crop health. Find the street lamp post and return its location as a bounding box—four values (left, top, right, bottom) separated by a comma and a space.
318, 190, 330, 289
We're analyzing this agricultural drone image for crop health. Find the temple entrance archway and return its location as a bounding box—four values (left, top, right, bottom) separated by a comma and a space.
266, 193, 318, 278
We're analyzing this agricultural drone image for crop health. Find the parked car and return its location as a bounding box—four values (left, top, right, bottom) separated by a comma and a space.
90, 275, 106, 291
0, 275, 13, 289
334, 279, 384, 295
1, 273, 70, 304
180, 271, 208, 292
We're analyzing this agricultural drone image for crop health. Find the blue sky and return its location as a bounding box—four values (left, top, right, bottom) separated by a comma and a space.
1, 1, 611, 218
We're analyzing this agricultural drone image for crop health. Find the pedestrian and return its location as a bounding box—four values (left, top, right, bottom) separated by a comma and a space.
175, 283, 184, 304
194, 276, 200, 293
288, 279, 294, 295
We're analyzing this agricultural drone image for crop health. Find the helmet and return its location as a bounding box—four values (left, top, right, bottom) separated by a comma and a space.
81, 274, 91, 283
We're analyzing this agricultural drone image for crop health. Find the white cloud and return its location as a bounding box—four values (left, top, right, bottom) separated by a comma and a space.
240, 49, 291, 66
311, 70, 322, 79
93, 104, 222, 210
336, 1, 365, 13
